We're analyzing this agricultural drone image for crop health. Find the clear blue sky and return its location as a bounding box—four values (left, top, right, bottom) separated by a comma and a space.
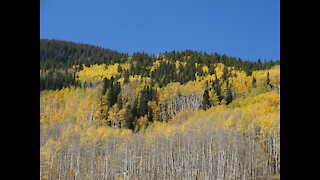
40, 0, 279, 61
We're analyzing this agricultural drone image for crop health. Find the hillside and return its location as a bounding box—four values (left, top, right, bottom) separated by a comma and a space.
40, 40, 280, 179
40, 39, 279, 91
40, 39, 128, 68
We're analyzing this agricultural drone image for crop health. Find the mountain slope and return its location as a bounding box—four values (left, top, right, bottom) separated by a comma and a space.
40, 39, 128, 69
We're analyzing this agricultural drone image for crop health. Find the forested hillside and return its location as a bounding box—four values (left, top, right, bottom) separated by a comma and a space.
40, 39, 280, 180
40, 39, 279, 90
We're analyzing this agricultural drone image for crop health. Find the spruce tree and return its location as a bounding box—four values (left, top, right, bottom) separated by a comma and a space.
102, 77, 109, 95
252, 76, 257, 88
266, 72, 273, 89
124, 105, 134, 130
138, 87, 149, 117
106, 87, 114, 108
225, 87, 233, 105
117, 93, 123, 110
221, 66, 228, 82
202, 89, 211, 110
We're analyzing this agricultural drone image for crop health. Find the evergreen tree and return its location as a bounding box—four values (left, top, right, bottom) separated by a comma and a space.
124, 105, 134, 130
252, 76, 257, 88
114, 82, 121, 98
106, 87, 114, 108
131, 98, 139, 126
147, 106, 154, 122
257, 59, 262, 70
225, 87, 233, 105
202, 89, 211, 110
213, 77, 222, 102
138, 87, 150, 117
266, 71, 273, 89
117, 93, 123, 110
221, 66, 228, 82
117, 65, 123, 73
102, 77, 109, 95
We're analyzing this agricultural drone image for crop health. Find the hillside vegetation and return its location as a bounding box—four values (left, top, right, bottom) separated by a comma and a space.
40, 39, 280, 180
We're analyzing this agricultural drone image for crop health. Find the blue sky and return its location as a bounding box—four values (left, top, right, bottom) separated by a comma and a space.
40, 0, 279, 61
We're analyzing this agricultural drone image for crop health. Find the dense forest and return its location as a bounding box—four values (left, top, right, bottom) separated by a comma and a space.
40, 39, 280, 179
40, 39, 279, 90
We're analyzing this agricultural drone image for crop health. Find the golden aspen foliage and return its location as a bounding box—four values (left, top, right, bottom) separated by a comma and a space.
175, 60, 181, 70
181, 61, 187, 67
134, 115, 149, 132
76, 64, 122, 84
119, 63, 131, 71
209, 89, 220, 106
40, 137, 61, 179
158, 82, 181, 102
40, 86, 102, 125
150, 59, 170, 72
148, 101, 160, 121
145, 120, 176, 137
72, 64, 80, 69
145, 121, 168, 132
232, 71, 253, 97
202, 65, 209, 74
170, 108, 193, 124
220, 81, 228, 96
214, 63, 225, 79
195, 73, 215, 82
150, 60, 162, 72
106, 103, 128, 129
182, 80, 207, 96
223, 115, 236, 128
252, 66, 280, 90
117, 108, 126, 128
41, 56, 280, 179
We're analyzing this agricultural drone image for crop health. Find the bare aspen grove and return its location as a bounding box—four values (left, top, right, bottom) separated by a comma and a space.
40, 45, 280, 180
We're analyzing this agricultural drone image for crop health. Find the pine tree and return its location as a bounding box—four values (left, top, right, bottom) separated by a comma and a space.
107, 86, 115, 108
117, 64, 123, 73
131, 98, 139, 128
202, 89, 211, 110
252, 76, 257, 88
257, 59, 262, 70
117, 93, 123, 110
213, 77, 222, 102
225, 87, 233, 105
114, 82, 121, 98
102, 77, 109, 95
124, 105, 134, 130
138, 87, 149, 117
266, 72, 273, 89
221, 66, 228, 82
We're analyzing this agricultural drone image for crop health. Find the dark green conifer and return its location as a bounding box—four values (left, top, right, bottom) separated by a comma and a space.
202, 89, 211, 110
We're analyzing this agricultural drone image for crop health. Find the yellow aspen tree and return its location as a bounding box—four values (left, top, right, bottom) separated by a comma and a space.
209, 89, 220, 106
134, 115, 148, 132
148, 101, 160, 122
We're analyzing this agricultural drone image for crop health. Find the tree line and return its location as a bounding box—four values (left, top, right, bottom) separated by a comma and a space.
40, 39, 279, 91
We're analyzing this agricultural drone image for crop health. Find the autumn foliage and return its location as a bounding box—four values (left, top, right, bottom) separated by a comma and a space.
40, 44, 280, 179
